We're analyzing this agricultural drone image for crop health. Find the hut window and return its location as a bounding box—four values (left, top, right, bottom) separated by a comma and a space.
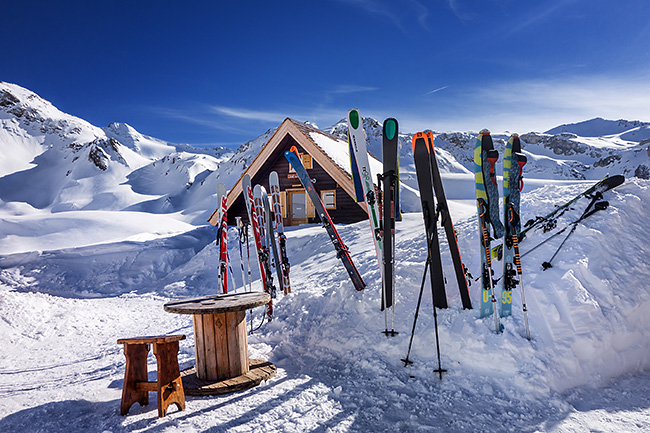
302, 154, 313, 169
288, 152, 313, 172
321, 190, 336, 209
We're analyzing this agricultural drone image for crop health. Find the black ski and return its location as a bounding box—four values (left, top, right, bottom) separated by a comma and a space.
425, 132, 472, 309
412, 132, 447, 308
381, 118, 399, 335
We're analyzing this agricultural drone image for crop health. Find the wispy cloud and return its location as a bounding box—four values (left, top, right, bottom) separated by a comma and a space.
149, 106, 256, 135
337, 0, 402, 28
209, 106, 285, 123
333, 0, 431, 31
445, 0, 476, 23
330, 85, 378, 94
425, 86, 448, 95
504, 0, 579, 37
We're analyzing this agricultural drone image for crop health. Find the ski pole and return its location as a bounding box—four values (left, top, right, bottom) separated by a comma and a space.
401, 258, 429, 367
542, 195, 608, 270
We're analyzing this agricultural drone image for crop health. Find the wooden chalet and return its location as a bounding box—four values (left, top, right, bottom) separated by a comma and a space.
208, 118, 381, 227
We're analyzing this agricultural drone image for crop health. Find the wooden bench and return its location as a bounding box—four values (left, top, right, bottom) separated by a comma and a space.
117, 334, 186, 418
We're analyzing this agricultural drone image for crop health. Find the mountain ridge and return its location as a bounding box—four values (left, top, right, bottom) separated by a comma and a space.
2, 81, 649, 224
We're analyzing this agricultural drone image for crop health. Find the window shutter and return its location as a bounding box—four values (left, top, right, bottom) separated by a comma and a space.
306, 193, 315, 218
280, 191, 287, 218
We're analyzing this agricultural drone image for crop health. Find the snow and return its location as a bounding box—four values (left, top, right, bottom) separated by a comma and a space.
1, 176, 649, 432
1, 82, 650, 431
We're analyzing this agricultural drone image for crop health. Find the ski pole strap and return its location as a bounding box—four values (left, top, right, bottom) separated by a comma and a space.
487, 149, 499, 186
516, 153, 527, 192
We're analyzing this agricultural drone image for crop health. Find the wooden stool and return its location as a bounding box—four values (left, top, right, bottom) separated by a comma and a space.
117, 334, 186, 418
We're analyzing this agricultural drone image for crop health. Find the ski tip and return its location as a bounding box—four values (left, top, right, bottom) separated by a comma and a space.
347, 108, 361, 129
425, 131, 435, 153
383, 118, 398, 140
412, 132, 427, 152
288, 145, 300, 159
608, 174, 626, 188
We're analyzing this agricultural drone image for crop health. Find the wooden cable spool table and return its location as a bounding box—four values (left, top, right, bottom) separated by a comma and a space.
164, 292, 276, 395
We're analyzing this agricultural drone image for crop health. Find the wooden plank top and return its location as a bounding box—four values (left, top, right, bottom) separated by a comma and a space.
117, 334, 186, 345
164, 292, 271, 315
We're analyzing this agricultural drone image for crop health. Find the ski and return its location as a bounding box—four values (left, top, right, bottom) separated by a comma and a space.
254, 185, 278, 301
412, 132, 447, 309
242, 174, 273, 321
425, 132, 472, 310
474, 129, 503, 333
235, 216, 252, 292
347, 110, 383, 291
269, 171, 291, 295
500, 134, 531, 339
381, 117, 399, 335
285, 146, 366, 291
261, 186, 284, 295
491, 174, 625, 259
217, 195, 228, 294
216, 183, 228, 294
500, 134, 526, 317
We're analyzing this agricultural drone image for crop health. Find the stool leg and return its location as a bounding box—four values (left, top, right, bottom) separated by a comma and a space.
153, 341, 185, 417
120, 343, 149, 416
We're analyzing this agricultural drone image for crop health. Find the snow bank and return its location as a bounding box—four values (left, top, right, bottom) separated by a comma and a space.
1, 178, 649, 432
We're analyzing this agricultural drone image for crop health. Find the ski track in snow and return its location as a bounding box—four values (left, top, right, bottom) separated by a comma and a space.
0, 179, 649, 432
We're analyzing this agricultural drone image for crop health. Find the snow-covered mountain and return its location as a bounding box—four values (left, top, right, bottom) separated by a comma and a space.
2, 82, 650, 431
326, 114, 650, 194
2, 81, 649, 225
0, 82, 234, 222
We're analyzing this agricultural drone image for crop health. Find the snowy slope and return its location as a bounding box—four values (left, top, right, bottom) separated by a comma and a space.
0, 178, 649, 432
0, 82, 235, 224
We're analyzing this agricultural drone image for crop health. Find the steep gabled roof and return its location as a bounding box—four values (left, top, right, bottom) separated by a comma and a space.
208, 117, 379, 225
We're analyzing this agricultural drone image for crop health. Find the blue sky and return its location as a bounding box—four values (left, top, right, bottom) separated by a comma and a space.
2, 0, 650, 148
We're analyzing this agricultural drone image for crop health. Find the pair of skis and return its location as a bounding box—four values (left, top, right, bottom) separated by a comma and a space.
491, 174, 624, 260
346, 108, 399, 335
241, 173, 293, 322
474, 131, 529, 337
520, 175, 623, 267
412, 132, 473, 310
402, 132, 473, 378
284, 146, 366, 291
